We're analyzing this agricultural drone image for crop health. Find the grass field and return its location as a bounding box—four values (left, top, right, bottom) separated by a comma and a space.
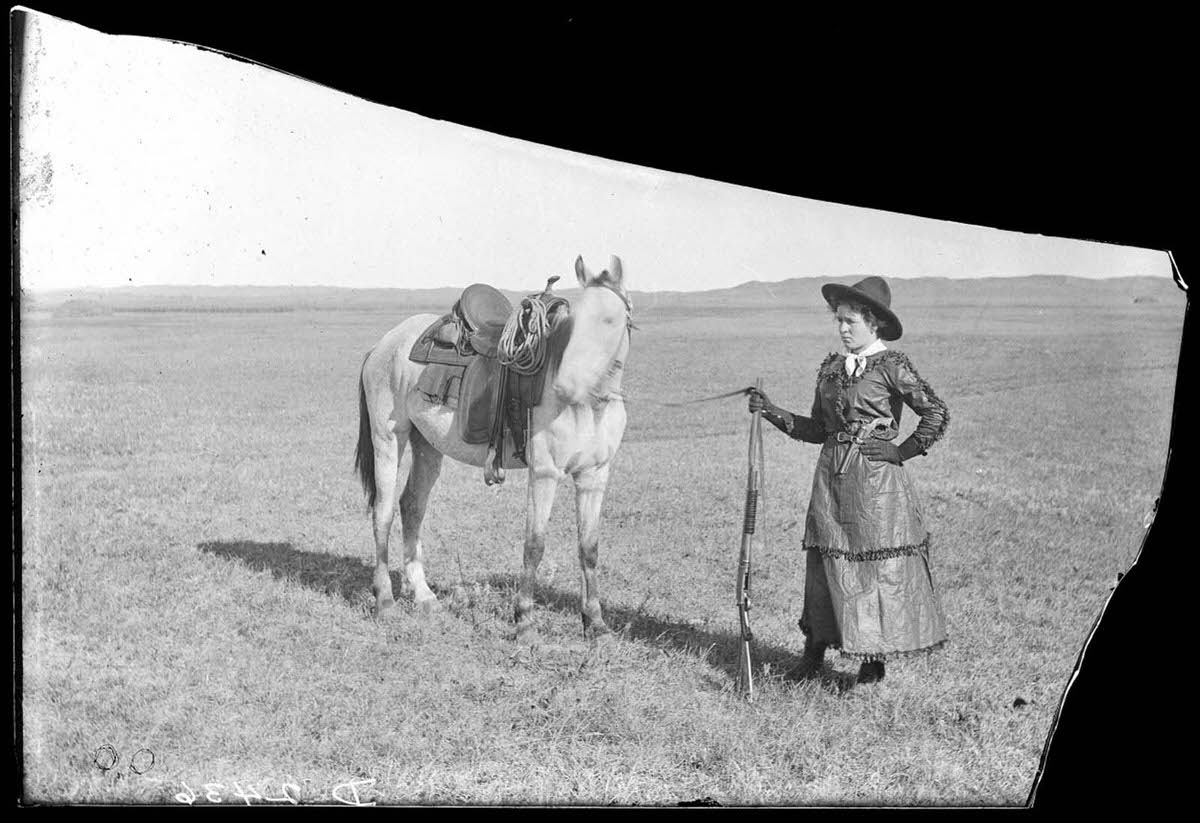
18, 277, 1183, 805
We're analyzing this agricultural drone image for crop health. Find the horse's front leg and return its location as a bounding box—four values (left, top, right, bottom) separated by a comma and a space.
515, 470, 559, 639
574, 464, 612, 639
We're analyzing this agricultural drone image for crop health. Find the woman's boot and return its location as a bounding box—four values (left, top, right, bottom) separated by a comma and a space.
785, 642, 828, 681
856, 659, 886, 684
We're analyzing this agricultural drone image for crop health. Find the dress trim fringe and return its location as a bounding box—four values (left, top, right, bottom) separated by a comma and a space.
802, 533, 932, 561
884, 350, 951, 447
797, 618, 949, 662
842, 638, 949, 663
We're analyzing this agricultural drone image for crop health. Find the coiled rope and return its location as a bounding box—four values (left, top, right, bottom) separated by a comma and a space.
498, 294, 557, 375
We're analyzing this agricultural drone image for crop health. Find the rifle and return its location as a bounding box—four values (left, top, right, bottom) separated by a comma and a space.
735, 378, 765, 698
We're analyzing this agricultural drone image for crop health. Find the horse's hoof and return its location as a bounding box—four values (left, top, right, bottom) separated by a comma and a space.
417, 597, 442, 616
582, 608, 611, 638
584, 622, 612, 643
515, 620, 539, 644
373, 596, 396, 619
590, 631, 615, 651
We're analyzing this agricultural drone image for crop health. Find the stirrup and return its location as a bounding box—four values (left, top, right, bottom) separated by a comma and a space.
484, 446, 506, 486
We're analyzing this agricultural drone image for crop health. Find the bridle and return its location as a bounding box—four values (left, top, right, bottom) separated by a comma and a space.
588, 278, 637, 332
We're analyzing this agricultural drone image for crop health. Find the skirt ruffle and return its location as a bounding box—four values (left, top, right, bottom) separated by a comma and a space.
799, 527, 948, 658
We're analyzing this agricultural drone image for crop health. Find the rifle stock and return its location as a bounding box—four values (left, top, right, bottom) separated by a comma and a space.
735, 378, 764, 698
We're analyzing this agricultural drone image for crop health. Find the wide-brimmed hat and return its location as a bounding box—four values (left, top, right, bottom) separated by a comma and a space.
820, 276, 903, 341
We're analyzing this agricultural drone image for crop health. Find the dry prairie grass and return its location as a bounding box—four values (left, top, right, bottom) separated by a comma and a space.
18, 280, 1182, 805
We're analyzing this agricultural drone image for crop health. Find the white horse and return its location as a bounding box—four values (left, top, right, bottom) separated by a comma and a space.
354, 255, 632, 638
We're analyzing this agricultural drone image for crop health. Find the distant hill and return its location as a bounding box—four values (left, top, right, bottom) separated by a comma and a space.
21, 275, 1182, 315
677, 274, 1183, 308
51, 297, 114, 317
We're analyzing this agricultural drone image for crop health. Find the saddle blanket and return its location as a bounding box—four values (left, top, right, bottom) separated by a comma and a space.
414, 358, 547, 449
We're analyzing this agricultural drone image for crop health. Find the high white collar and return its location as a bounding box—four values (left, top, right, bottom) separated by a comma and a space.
844, 339, 887, 376
845, 339, 887, 358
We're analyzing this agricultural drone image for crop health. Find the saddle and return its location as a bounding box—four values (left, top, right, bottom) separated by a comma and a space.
409, 283, 512, 365
408, 280, 569, 485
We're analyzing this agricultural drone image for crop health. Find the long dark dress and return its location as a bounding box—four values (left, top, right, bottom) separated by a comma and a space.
782, 349, 950, 661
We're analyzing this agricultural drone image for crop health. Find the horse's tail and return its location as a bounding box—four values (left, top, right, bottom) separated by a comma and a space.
354, 352, 378, 511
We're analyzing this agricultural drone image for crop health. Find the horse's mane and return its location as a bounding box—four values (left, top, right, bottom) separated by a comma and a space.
544, 311, 574, 377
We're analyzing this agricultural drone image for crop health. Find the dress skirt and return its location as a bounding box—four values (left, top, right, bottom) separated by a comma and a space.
799, 438, 948, 660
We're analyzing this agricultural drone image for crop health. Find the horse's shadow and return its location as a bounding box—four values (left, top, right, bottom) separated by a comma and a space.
478, 572, 818, 683
198, 540, 379, 611
198, 540, 856, 692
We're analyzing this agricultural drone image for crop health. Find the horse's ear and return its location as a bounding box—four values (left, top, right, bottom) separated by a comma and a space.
575, 255, 592, 287
607, 256, 623, 288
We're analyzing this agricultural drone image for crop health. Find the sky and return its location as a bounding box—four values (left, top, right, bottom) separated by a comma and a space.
16, 12, 1175, 294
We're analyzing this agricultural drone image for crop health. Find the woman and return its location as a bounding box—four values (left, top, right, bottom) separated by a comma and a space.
749, 276, 950, 685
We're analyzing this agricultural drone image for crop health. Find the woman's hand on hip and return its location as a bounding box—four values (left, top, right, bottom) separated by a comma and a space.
860, 439, 903, 465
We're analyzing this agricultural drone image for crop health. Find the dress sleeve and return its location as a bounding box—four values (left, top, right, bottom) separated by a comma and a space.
784, 385, 827, 444
887, 352, 950, 457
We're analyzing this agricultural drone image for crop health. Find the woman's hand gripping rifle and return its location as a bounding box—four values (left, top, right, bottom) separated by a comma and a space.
736, 379, 766, 698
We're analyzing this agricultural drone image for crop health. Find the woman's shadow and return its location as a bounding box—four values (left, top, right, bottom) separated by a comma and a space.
198, 540, 856, 692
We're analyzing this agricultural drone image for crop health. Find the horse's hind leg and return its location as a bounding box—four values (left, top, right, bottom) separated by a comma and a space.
574, 465, 612, 639
371, 427, 405, 617
400, 426, 444, 614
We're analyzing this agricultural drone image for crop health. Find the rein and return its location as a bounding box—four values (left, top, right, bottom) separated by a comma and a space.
657, 386, 755, 408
